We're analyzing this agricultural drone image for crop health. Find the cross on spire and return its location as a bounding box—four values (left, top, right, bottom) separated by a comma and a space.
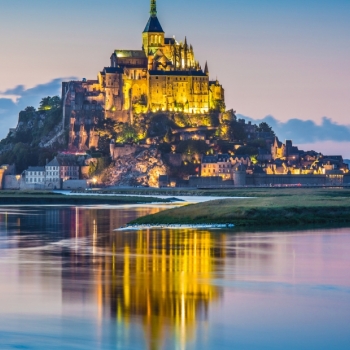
150, 0, 157, 17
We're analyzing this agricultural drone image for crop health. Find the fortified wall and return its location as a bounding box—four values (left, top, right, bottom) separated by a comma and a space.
188, 173, 350, 188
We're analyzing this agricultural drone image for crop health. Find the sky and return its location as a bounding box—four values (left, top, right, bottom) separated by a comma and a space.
0, 0, 349, 155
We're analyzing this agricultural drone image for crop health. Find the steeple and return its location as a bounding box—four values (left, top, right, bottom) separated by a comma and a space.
150, 0, 157, 17
204, 61, 209, 76
143, 0, 164, 55
143, 0, 164, 33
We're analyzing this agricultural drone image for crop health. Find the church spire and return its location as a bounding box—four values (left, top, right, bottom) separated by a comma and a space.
204, 61, 209, 76
150, 0, 157, 17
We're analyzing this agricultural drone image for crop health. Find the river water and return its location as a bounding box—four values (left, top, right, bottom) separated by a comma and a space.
0, 205, 350, 350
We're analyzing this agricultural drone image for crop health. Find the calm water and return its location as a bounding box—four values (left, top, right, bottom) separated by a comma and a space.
0, 205, 350, 350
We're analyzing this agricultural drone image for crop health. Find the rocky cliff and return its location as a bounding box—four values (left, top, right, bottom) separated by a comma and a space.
0, 97, 67, 173
101, 146, 167, 187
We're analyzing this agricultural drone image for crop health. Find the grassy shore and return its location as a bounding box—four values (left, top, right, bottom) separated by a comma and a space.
78, 187, 350, 198
0, 191, 172, 205
130, 188, 350, 227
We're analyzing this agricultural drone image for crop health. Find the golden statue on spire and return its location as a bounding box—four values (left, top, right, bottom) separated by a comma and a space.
150, 0, 157, 17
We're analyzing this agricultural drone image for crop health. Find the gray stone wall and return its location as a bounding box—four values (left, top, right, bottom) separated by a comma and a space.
189, 176, 225, 187
246, 174, 328, 186
3, 175, 20, 190
62, 180, 88, 190
20, 181, 45, 190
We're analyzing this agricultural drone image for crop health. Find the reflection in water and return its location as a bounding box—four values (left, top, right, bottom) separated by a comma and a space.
104, 229, 224, 350
1, 206, 350, 349
0, 206, 225, 349
66, 207, 225, 349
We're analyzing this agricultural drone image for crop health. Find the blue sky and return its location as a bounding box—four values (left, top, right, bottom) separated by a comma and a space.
0, 0, 349, 154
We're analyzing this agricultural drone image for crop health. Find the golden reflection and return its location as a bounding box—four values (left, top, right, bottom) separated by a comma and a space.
4, 205, 225, 349
99, 228, 225, 350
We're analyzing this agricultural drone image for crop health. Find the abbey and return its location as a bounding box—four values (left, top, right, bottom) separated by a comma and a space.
63, 0, 225, 130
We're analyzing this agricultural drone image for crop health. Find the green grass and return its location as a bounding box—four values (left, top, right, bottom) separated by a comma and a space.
81, 187, 350, 199
130, 189, 350, 227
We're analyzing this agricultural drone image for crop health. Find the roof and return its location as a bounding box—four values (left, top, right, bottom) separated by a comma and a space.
164, 38, 175, 45
234, 154, 251, 160
118, 64, 147, 70
103, 67, 124, 74
149, 70, 207, 77
217, 154, 232, 162
202, 155, 218, 163
180, 131, 205, 135
115, 50, 147, 58
323, 156, 343, 161
274, 137, 283, 147
46, 157, 79, 167
143, 16, 164, 33
46, 158, 59, 167
27, 167, 45, 172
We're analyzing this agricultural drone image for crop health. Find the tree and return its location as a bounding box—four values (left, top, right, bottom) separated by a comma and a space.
176, 140, 209, 157
235, 145, 258, 157
49, 96, 61, 110
212, 100, 226, 113
25, 106, 36, 113
257, 122, 275, 135
39, 96, 61, 111
116, 123, 138, 143
229, 120, 247, 141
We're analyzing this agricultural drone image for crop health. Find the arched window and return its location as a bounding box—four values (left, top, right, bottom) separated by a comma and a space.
151, 35, 154, 44
158, 35, 161, 44
155, 35, 158, 44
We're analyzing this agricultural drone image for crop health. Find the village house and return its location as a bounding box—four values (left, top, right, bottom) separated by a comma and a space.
271, 138, 300, 161
201, 154, 251, 180
45, 158, 61, 189
24, 167, 46, 185
45, 157, 80, 189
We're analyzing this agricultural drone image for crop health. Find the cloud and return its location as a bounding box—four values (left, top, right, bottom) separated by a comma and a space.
0, 78, 76, 139
237, 114, 350, 144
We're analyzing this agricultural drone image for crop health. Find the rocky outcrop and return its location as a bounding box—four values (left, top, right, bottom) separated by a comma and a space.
102, 146, 167, 187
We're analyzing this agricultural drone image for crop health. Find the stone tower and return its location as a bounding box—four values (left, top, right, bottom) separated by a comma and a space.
233, 163, 246, 187
142, 0, 164, 56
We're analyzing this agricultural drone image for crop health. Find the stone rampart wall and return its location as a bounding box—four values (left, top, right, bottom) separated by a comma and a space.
20, 182, 45, 191
3, 175, 20, 190
189, 176, 226, 187
246, 174, 327, 186
62, 180, 88, 190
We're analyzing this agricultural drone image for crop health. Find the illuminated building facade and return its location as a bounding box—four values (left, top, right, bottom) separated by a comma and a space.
63, 0, 225, 127
201, 154, 251, 180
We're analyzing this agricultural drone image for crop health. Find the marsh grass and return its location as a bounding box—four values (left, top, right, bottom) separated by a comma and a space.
131, 192, 350, 227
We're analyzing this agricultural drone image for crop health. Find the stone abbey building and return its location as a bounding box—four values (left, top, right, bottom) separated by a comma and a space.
63, 0, 225, 149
